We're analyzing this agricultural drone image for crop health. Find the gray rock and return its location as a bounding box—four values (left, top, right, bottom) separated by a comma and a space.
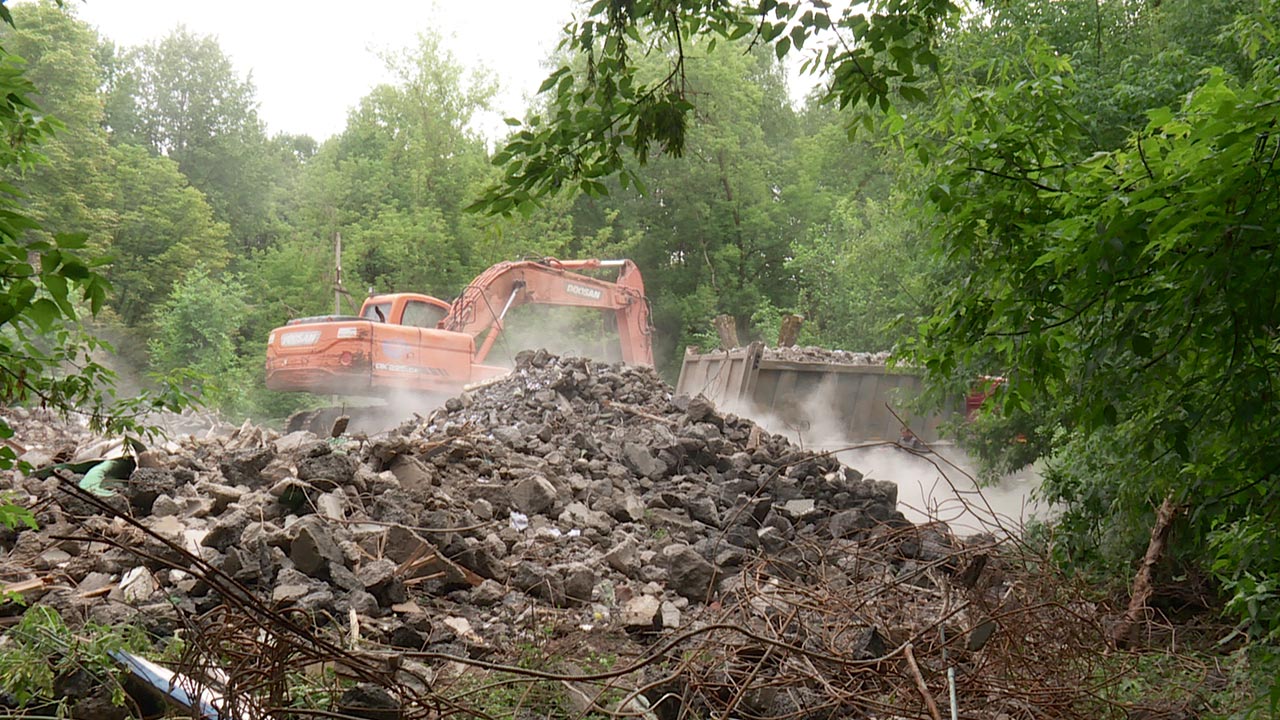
622, 442, 667, 479
202, 508, 250, 551
559, 562, 596, 605
659, 601, 682, 629
511, 475, 559, 516
686, 496, 721, 527
621, 595, 661, 630
316, 491, 347, 520
357, 559, 408, 607
829, 509, 873, 539
219, 447, 275, 487
150, 494, 182, 517
338, 683, 400, 720
273, 431, 317, 454
272, 583, 311, 603
296, 587, 336, 613
780, 499, 817, 519
297, 453, 358, 490
471, 579, 505, 606
330, 564, 366, 593
200, 482, 243, 514
604, 537, 639, 574
559, 502, 611, 531
662, 544, 718, 601
470, 498, 494, 521
389, 454, 434, 491
346, 590, 381, 616
289, 517, 344, 578
685, 395, 716, 423
757, 526, 788, 553
123, 468, 175, 514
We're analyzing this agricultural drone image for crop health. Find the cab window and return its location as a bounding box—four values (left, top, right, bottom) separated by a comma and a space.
362, 302, 392, 322
402, 301, 448, 329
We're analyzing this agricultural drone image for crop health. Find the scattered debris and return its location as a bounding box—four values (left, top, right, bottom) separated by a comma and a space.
0, 355, 1222, 719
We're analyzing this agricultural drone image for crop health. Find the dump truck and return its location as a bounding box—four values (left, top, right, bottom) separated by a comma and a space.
674, 342, 961, 444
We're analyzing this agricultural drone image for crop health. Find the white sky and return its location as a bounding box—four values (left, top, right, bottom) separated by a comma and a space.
72, 0, 578, 142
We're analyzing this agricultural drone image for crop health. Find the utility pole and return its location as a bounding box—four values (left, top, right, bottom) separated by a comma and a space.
334, 231, 343, 315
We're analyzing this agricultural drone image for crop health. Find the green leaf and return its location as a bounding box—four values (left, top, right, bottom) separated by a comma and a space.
1131, 334, 1153, 358
43, 274, 68, 303
790, 25, 806, 51
1145, 106, 1175, 130
728, 20, 754, 40
899, 85, 927, 103
775, 35, 791, 60
26, 299, 59, 332
53, 233, 88, 249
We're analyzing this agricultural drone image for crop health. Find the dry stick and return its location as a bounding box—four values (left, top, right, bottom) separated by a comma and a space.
904, 643, 945, 720
1111, 495, 1180, 649
601, 398, 678, 426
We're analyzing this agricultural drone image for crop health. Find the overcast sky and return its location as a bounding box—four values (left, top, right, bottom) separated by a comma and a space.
73, 0, 578, 142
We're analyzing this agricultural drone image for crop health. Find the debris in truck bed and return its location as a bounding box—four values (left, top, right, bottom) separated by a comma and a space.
763, 345, 893, 365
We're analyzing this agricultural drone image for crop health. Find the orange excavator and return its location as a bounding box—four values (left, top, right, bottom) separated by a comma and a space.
266, 258, 654, 432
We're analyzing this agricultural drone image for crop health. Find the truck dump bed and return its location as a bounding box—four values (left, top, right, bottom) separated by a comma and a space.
674, 343, 955, 443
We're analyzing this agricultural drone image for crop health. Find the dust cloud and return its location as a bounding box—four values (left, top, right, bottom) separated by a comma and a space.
724, 393, 1048, 536
485, 305, 627, 367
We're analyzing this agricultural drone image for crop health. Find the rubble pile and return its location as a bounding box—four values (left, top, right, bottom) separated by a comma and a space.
1, 353, 903, 641
0, 353, 1130, 719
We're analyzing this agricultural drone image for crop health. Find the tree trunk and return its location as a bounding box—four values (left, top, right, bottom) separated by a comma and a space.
714, 314, 740, 349
777, 314, 804, 347
1112, 495, 1180, 648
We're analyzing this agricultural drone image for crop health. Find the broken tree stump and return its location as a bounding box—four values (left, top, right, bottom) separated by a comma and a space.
714, 314, 739, 349
1112, 495, 1180, 648
777, 313, 804, 347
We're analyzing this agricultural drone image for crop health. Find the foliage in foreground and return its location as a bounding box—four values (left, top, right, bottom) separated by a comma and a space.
907, 9, 1280, 641
0, 606, 152, 714
0, 2, 195, 536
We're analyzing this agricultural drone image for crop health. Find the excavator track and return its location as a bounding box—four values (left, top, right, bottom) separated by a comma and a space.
285, 394, 450, 437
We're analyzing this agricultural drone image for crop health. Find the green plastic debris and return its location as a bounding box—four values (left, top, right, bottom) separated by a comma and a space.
78, 457, 135, 497
33, 456, 136, 496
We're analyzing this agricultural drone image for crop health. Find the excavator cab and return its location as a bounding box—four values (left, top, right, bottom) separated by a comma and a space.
358, 294, 451, 327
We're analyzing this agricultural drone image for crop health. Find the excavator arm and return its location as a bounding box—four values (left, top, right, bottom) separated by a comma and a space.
441, 258, 654, 366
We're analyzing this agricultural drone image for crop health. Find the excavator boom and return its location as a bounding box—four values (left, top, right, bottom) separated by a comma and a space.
443, 258, 653, 366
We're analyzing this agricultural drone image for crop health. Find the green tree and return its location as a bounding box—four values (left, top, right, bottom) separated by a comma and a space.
149, 267, 251, 412
471, 0, 1280, 661
472, 0, 957, 214
0, 1, 189, 507
909, 34, 1280, 628
565, 39, 802, 367
103, 143, 230, 327
788, 193, 932, 350
106, 27, 276, 249
290, 31, 497, 298
0, 1, 115, 245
